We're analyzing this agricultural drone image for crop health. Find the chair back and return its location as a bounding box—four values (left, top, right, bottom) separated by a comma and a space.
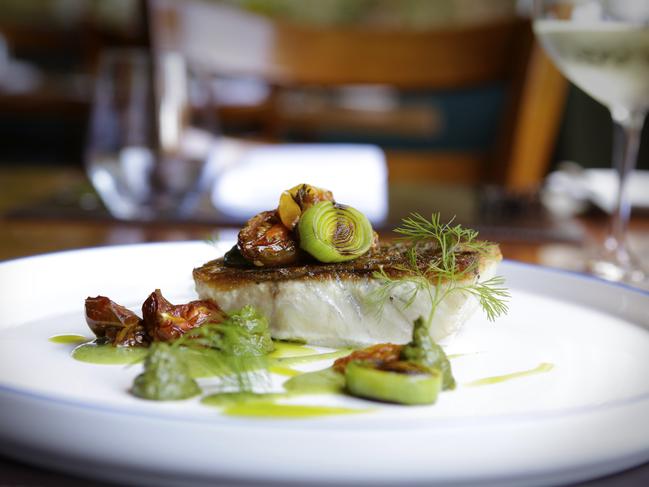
150, 0, 568, 190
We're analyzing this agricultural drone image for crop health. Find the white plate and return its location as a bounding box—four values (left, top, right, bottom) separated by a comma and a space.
1, 242, 649, 487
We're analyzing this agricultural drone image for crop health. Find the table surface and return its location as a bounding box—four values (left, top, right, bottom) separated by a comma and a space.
1, 166, 649, 486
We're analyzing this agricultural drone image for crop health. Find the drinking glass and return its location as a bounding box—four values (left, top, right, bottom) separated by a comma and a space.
533, 0, 649, 284
86, 48, 217, 220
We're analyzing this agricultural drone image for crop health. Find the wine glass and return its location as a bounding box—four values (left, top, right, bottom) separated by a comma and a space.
533, 0, 649, 284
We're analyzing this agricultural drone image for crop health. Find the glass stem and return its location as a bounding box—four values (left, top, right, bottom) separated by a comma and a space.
607, 109, 645, 262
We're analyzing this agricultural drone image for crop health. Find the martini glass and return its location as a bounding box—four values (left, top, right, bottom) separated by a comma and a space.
533, 0, 649, 284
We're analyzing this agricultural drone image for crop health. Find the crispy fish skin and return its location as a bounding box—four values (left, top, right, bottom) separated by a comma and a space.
193, 242, 502, 348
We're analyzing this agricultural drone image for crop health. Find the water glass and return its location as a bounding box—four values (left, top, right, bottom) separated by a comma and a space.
86, 48, 217, 220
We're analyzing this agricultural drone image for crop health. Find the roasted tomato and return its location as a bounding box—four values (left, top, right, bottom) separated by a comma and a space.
85, 296, 149, 347
332, 343, 403, 373
142, 289, 226, 342
238, 210, 300, 267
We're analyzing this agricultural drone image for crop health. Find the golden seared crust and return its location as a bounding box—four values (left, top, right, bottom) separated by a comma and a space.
193, 241, 501, 292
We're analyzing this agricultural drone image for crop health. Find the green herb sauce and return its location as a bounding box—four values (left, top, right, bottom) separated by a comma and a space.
274, 349, 351, 367
202, 387, 368, 418
222, 402, 367, 419
466, 362, 554, 386
177, 348, 266, 379
49, 334, 88, 345
268, 365, 301, 377
283, 367, 345, 395
69, 338, 348, 372
401, 317, 455, 390
202, 392, 286, 407
268, 342, 315, 358
72, 342, 148, 364
132, 343, 200, 400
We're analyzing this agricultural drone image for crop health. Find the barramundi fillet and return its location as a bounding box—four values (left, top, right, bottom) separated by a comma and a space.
193, 242, 502, 348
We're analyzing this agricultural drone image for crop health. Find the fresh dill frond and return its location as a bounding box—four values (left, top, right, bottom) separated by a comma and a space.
174, 305, 273, 357
368, 213, 510, 327
133, 306, 274, 399
368, 267, 428, 318
457, 275, 510, 322
395, 212, 492, 262
203, 230, 222, 248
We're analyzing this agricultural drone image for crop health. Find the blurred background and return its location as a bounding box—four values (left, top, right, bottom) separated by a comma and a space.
1, 0, 648, 263
4, 0, 648, 169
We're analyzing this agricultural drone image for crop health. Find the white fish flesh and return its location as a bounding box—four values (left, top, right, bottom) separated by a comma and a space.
193, 242, 502, 348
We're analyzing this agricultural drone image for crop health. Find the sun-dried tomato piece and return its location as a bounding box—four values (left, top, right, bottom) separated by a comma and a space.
142, 289, 226, 342
85, 296, 149, 347
238, 210, 300, 267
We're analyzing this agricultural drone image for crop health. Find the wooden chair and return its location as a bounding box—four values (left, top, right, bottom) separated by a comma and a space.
150, 0, 568, 190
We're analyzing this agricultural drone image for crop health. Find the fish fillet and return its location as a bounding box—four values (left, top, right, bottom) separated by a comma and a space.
193, 242, 502, 348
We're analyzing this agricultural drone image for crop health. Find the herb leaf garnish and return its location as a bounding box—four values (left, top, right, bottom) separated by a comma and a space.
132, 306, 273, 399
369, 213, 510, 327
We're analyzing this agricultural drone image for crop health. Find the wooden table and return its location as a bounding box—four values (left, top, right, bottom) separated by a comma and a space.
1, 166, 649, 486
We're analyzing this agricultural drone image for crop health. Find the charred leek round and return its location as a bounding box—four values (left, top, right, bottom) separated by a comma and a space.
345, 360, 441, 405
297, 201, 373, 263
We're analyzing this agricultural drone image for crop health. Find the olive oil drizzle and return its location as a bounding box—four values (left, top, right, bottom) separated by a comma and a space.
57, 335, 553, 417
466, 362, 554, 386
67, 340, 351, 370
71, 342, 148, 365
268, 365, 301, 377
49, 334, 88, 345
275, 349, 352, 366
222, 402, 368, 419
268, 342, 315, 358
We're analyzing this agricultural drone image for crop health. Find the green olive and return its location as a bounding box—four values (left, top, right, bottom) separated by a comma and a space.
298, 201, 373, 263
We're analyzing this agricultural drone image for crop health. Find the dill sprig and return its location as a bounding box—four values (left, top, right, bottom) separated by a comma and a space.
170, 324, 259, 393
395, 213, 489, 265
204, 231, 222, 249
369, 213, 509, 327
133, 306, 274, 399
171, 306, 273, 392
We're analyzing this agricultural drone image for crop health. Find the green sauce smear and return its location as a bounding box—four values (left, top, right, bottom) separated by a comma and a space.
466, 362, 554, 386
72, 342, 148, 364
49, 334, 88, 345
283, 367, 345, 395
68, 311, 553, 417
69, 340, 346, 380
202, 380, 367, 419
69, 337, 349, 372
268, 342, 315, 358
178, 348, 266, 379
222, 402, 367, 419
269, 365, 301, 377
132, 342, 201, 400
202, 392, 286, 407
274, 349, 351, 367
